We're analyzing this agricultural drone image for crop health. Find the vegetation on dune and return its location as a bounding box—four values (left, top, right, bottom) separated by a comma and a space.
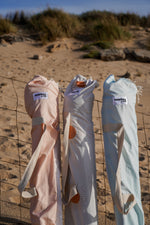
6, 11, 29, 25
0, 8, 150, 44
116, 12, 150, 27
91, 22, 131, 41
0, 18, 16, 35
79, 10, 150, 28
28, 8, 82, 43
93, 40, 113, 49
80, 41, 113, 53
83, 50, 100, 59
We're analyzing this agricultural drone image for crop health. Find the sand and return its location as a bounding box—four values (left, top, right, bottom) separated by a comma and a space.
0, 28, 150, 225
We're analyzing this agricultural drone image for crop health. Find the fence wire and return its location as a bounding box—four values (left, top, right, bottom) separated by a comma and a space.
0, 75, 149, 225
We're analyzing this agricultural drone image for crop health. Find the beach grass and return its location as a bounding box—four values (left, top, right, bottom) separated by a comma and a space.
0, 18, 16, 35
0, 8, 150, 44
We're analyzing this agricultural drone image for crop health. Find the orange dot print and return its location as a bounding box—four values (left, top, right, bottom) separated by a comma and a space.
71, 193, 80, 203
76, 81, 86, 88
41, 123, 45, 133
69, 126, 76, 139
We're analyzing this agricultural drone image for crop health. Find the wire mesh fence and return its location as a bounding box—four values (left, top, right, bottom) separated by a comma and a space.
0, 76, 149, 225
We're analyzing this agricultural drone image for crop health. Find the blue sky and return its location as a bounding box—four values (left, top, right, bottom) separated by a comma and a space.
0, 0, 149, 17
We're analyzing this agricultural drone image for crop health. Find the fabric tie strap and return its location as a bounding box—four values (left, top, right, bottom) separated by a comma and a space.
103, 123, 136, 214
18, 117, 45, 198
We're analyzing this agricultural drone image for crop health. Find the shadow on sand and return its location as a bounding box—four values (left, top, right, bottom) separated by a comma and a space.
0, 217, 31, 225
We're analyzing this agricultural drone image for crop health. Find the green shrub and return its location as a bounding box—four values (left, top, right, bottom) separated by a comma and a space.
117, 13, 141, 26
29, 8, 81, 43
83, 50, 100, 59
6, 11, 29, 25
91, 22, 131, 41
80, 44, 92, 51
29, 8, 132, 43
30, 16, 63, 43
81, 40, 113, 52
79, 10, 117, 24
93, 40, 113, 49
2, 8, 149, 43
80, 11, 150, 35
140, 14, 150, 27
0, 18, 16, 35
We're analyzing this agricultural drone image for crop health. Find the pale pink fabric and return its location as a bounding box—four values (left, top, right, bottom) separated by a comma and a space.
24, 75, 62, 225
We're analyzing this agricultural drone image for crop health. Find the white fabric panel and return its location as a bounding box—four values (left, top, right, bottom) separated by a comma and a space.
102, 74, 144, 225
63, 74, 98, 225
